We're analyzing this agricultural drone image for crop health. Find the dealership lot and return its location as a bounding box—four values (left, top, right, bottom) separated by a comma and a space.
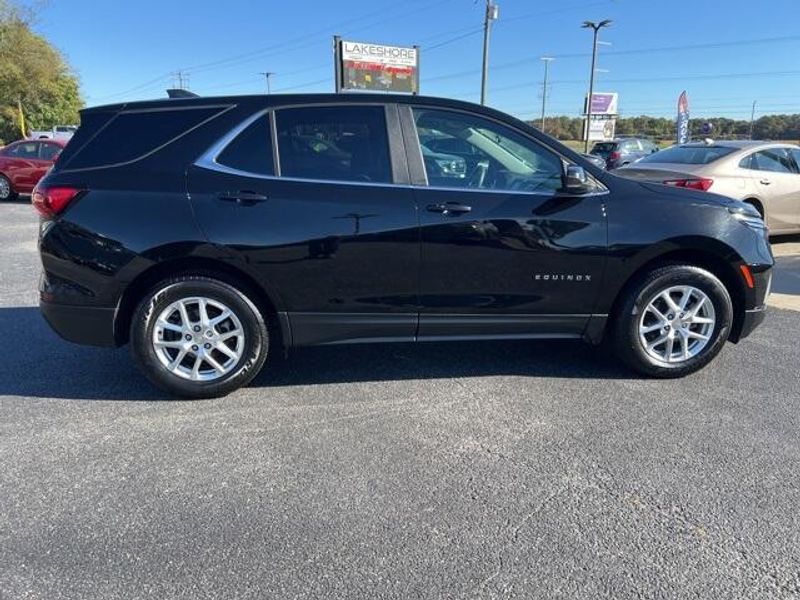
1, 202, 799, 598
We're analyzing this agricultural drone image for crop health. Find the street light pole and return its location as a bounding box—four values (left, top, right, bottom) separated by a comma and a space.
749, 100, 757, 139
260, 71, 274, 94
582, 19, 611, 153
480, 1, 499, 106
540, 57, 554, 132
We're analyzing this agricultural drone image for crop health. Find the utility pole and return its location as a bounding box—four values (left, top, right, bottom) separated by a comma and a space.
749, 100, 757, 139
480, 1, 499, 106
172, 70, 189, 90
540, 57, 554, 132
260, 72, 275, 94
582, 19, 612, 152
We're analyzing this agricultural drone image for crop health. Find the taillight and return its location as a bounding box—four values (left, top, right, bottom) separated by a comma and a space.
662, 178, 714, 192
610, 151, 621, 160
31, 185, 82, 218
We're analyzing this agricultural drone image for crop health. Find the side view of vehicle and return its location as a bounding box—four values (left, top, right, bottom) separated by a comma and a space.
590, 137, 659, 169
34, 94, 773, 398
0, 138, 65, 201
617, 140, 800, 236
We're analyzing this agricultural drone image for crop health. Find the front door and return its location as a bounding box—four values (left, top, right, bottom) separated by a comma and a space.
747, 148, 800, 233
403, 106, 607, 339
188, 104, 420, 346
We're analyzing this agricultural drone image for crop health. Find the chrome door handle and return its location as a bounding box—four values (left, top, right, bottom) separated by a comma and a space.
759, 178, 771, 185
426, 202, 472, 216
217, 191, 268, 205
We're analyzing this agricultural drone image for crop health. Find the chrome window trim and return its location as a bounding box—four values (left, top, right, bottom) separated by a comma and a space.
194, 103, 610, 197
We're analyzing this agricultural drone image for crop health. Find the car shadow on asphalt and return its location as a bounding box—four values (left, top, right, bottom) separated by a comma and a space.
0, 306, 632, 401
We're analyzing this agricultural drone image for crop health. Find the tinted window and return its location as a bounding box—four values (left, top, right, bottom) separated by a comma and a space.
413, 108, 564, 193
790, 149, 800, 172
743, 148, 797, 173
217, 114, 273, 175
64, 107, 224, 170
639, 145, 735, 165
275, 106, 391, 183
7, 142, 39, 159
39, 143, 61, 161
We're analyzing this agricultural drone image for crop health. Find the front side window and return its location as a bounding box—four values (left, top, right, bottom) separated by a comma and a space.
217, 114, 273, 175
275, 106, 391, 183
412, 108, 564, 193
743, 148, 797, 174
8, 142, 39, 159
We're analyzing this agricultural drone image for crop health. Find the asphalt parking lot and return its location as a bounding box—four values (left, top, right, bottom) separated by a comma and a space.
1, 201, 799, 599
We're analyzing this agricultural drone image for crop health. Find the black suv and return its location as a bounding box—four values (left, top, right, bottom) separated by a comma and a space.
34, 94, 773, 398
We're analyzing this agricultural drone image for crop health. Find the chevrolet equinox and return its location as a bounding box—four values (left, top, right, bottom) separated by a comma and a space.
34, 94, 773, 398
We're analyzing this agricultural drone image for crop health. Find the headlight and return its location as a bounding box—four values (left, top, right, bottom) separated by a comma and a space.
728, 205, 767, 233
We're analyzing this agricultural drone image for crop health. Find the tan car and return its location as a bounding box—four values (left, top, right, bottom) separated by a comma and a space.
617, 140, 800, 235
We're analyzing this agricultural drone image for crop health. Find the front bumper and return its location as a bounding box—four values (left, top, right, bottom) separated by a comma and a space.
40, 299, 117, 347
736, 305, 767, 342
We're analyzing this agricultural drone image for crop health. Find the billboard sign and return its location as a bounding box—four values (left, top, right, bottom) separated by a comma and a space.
676, 91, 690, 144
584, 116, 617, 142
585, 92, 618, 116
335, 37, 419, 94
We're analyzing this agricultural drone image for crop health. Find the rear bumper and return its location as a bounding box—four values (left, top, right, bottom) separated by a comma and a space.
40, 300, 117, 347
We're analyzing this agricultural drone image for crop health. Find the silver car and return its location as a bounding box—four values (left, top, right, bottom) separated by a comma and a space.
617, 140, 800, 235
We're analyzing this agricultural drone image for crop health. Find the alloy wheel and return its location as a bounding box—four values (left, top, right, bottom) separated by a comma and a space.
0, 177, 10, 200
152, 296, 245, 381
638, 285, 716, 364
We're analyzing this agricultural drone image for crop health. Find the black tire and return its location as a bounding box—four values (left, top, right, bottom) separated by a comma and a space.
612, 264, 733, 378
130, 276, 269, 398
0, 175, 16, 202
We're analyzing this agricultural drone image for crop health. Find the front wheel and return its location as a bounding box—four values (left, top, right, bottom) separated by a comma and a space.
612, 265, 733, 378
130, 276, 269, 398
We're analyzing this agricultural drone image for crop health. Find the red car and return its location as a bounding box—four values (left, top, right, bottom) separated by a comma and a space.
0, 138, 66, 201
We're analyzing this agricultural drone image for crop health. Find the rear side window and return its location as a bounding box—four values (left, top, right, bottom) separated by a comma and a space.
639, 145, 735, 165
275, 106, 391, 183
216, 114, 274, 175
40, 143, 61, 160
63, 106, 224, 170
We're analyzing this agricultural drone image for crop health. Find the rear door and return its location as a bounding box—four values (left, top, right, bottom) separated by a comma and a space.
187, 103, 421, 346
402, 105, 607, 339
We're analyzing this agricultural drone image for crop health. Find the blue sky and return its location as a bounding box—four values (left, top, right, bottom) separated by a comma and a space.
34, 0, 800, 121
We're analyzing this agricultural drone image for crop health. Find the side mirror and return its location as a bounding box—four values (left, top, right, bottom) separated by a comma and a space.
563, 165, 589, 192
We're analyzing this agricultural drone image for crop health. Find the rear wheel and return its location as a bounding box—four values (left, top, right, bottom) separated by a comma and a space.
0, 175, 16, 201
130, 276, 269, 398
612, 265, 733, 378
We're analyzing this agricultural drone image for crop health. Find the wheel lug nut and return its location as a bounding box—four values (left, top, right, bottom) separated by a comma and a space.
204, 343, 211, 349
191, 345, 198, 351
185, 334, 192, 341
193, 325, 201, 332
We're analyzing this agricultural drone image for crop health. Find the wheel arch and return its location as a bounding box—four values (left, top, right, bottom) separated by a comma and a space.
114, 256, 290, 351
605, 245, 747, 344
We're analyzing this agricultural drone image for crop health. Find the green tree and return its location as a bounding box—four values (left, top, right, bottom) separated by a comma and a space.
0, 0, 83, 143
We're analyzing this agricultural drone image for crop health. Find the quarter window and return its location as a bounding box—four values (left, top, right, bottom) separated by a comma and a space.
275, 106, 392, 183
217, 114, 274, 175
412, 108, 564, 193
